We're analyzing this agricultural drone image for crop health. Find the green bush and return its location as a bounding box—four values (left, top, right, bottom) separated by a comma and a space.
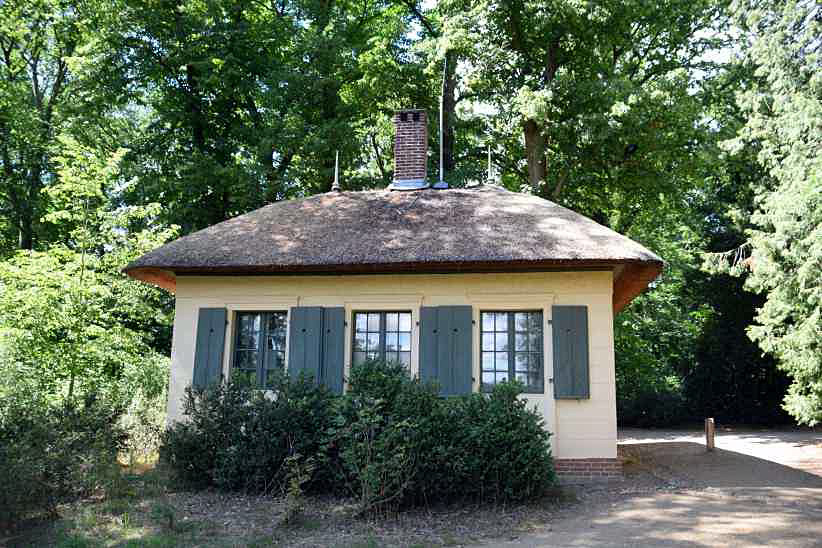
162, 360, 556, 513
617, 385, 689, 427
0, 391, 127, 529
160, 372, 337, 494
335, 361, 555, 513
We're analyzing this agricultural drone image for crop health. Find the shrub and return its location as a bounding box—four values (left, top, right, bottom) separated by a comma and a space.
160, 372, 336, 494
0, 391, 127, 529
333, 360, 445, 512
161, 360, 556, 514
617, 385, 689, 427
334, 360, 555, 513
448, 383, 556, 501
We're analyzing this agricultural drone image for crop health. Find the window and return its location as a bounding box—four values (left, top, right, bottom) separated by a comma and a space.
480, 311, 543, 393
232, 311, 287, 389
352, 311, 412, 366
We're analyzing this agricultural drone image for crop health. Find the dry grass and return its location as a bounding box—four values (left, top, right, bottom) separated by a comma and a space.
7, 467, 572, 548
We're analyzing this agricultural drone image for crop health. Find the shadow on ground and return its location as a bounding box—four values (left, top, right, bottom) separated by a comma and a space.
621, 441, 822, 488
489, 432, 822, 547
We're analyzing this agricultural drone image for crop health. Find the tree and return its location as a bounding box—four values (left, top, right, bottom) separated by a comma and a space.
0, 0, 80, 251
82, 0, 416, 232
718, 0, 821, 425
447, 0, 727, 219
0, 137, 174, 404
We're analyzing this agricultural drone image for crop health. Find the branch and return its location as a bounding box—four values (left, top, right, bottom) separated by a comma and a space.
370, 132, 387, 181
400, 0, 437, 36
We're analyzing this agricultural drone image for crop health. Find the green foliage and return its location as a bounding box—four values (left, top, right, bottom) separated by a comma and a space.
0, 390, 127, 529
161, 361, 555, 515
720, 0, 822, 424
160, 373, 337, 493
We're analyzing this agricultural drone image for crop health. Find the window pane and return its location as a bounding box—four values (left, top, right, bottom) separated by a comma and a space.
529, 313, 542, 332
386, 312, 399, 331
235, 350, 258, 369
529, 332, 542, 351
495, 353, 508, 370
497, 371, 508, 382
268, 312, 286, 334
237, 313, 261, 349
355, 313, 367, 332
495, 333, 508, 351
494, 313, 508, 331
515, 312, 529, 331
482, 353, 494, 371
515, 333, 528, 351
515, 352, 529, 371
515, 371, 529, 384
482, 372, 495, 385
481, 313, 495, 332
385, 333, 398, 351
398, 313, 412, 332
398, 333, 411, 352
398, 352, 411, 366
367, 313, 380, 332
354, 334, 366, 352
267, 312, 287, 352
366, 333, 379, 351
353, 351, 366, 365
482, 333, 494, 351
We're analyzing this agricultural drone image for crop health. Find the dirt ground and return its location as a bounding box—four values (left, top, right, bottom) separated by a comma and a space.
491, 427, 822, 548
8, 427, 821, 547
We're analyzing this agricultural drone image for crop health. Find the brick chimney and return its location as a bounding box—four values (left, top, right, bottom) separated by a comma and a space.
392, 109, 428, 189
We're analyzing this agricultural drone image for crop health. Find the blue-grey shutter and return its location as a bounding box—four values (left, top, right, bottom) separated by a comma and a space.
419, 307, 438, 386
552, 305, 590, 399
419, 306, 473, 395
288, 307, 323, 381
192, 308, 227, 389
321, 307, 345, 394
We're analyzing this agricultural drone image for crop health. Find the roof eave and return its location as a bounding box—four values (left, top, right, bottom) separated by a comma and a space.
125, 266, 177, 292
125, 258, 664, 310
612, 261, 664, 313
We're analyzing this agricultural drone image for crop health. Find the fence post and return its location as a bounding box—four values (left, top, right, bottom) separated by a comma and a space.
705, 418, 715, 451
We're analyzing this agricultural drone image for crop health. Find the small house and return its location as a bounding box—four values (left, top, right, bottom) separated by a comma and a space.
126, 109, 662, 481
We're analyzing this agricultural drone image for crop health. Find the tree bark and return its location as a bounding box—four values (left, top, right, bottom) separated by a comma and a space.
523, 119, 546, 191
523, 40, 560, 196
442, 50, 458, 174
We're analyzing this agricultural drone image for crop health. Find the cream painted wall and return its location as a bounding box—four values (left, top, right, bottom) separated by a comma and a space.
167, 271, 617, 459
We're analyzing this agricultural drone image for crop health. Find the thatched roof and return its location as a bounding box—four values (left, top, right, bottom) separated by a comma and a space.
125, 185, 662, 312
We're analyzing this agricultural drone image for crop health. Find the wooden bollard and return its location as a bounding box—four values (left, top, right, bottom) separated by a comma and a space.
705, 418, 715, 451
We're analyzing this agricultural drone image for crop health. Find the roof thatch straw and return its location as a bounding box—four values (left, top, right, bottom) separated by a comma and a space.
125, 185, 662, 312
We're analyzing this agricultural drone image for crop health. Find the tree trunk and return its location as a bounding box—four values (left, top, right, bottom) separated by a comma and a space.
18, 215, 33, 249
523, 119, 546, 192
442, 50, 458, 174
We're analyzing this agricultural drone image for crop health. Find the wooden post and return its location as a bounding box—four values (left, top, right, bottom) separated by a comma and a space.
705, 418, 715, 451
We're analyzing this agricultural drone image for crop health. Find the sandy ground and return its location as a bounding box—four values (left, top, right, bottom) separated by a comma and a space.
488, 427, 822, 548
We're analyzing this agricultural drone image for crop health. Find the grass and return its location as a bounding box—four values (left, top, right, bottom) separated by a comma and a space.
7, 465, 569, 548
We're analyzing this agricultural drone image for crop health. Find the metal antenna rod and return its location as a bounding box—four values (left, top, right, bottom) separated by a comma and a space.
332, 150, 341, 191
439, 56, 445, 185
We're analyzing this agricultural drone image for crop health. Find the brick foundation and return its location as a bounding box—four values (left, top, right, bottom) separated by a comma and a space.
554, 458, 623, 483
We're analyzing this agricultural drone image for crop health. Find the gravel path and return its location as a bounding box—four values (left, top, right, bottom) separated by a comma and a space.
487, 427, 822, 548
